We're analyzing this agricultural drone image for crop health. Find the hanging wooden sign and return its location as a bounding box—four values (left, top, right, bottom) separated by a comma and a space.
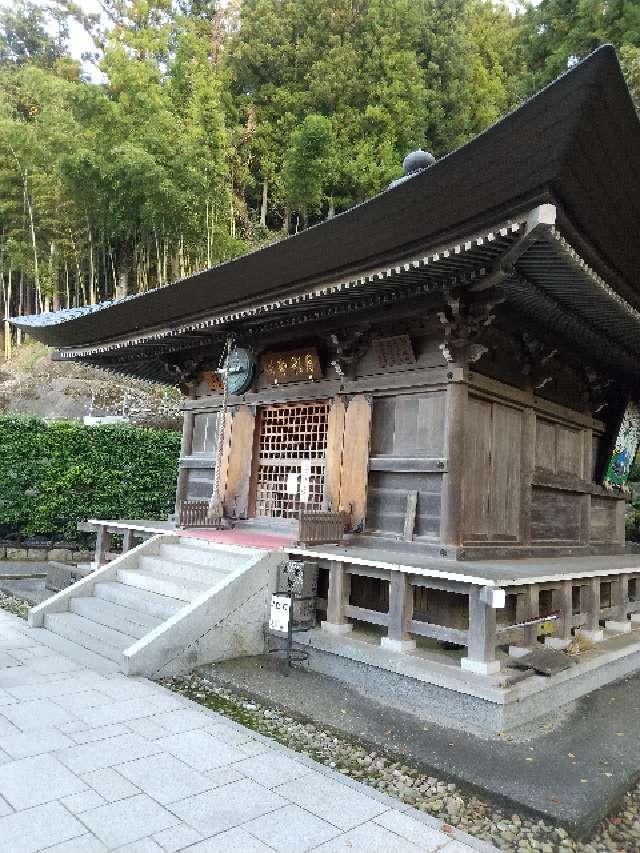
260, 347, 322, 385
201, 370, 224, 393
372, 334, 416, 369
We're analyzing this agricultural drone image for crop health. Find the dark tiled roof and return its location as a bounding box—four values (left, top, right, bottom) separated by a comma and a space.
13, 45, 640, 349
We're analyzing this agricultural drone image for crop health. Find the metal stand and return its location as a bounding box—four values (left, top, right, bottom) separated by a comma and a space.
268, 593, 315, 675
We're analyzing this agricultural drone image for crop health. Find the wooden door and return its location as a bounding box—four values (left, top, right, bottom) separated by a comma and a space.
252, 401, 330, 519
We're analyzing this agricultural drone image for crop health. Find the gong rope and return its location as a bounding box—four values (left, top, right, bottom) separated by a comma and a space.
207, 335, 234, 526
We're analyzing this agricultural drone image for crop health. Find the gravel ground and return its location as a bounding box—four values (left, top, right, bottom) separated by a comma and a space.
0, 591, 29, 619
160, 671, 640, 853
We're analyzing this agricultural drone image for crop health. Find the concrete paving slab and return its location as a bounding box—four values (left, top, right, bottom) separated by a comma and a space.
309, 820, 428, 852
154, 728, 248, 771
81, 766, 141, 802
80, 792, 178, 848
115, 752, 213, 804
233, 750, 314, 788
0, 610, 485, 853
243, 803, 341, 852
274, 771, 387, 831
0, 800, 85, 853
0, 752, 87, 809
0, 725, 73, 758
167, 778, 288, 837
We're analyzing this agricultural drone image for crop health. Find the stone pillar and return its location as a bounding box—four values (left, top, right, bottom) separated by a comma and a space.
321, 561, 352, 635
580, 577, 604, 641
381, 572, 416, 652
461, 586, 500, 675
122, 528, 134, 553
605, 575, 632, 634
545, 580, 574, 649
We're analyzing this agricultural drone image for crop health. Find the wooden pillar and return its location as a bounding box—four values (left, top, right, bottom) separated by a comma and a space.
440, 372, 467, 549
615, 499, 626, 546
338, 396, 372, 528
325, 397, 346, 511
94, 525, 112, 568
223, 407, 256, 518
519, 407, 536, 545
381, 572, 416, 652
174, 409, 195, 517
321, 561, 352, 634
461, 586, 500, 675
580, 428, 592, 545
523, 584, 540, 646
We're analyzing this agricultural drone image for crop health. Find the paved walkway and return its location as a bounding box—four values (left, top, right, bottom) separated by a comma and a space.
0, 611, 492, 853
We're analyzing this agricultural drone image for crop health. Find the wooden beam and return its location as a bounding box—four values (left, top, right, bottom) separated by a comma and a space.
338, 396, 372, 528
440, 374, 467, 549
325, 397, 345, 511
223, 407, 255, 518
322, 560, 353, 634
383, 572, 415, 650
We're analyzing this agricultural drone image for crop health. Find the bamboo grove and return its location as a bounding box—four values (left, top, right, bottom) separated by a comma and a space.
1, 0, 640, 359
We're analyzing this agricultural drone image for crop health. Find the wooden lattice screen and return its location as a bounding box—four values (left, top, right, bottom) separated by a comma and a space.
255, 401, 330, 519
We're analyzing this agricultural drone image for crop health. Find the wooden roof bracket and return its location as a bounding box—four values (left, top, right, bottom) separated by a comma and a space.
471, 203, 557, 293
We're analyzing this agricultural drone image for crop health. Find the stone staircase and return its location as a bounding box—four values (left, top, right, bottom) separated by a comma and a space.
29, 535, 281, 677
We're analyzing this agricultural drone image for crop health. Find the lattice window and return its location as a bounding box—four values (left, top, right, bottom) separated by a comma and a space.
255, 402, 330, 519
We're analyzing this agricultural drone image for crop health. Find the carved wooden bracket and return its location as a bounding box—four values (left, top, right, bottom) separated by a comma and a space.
329, 329, 369, 379
437, 291, 502, 365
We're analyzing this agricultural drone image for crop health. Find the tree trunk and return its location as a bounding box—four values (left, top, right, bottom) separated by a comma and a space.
260, 178, 268, 227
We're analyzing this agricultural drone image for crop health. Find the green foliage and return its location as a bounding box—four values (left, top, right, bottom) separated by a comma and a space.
0, 416, 180, 540
283, 114, 335, 226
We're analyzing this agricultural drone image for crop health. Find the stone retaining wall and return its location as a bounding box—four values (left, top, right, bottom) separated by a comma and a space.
0, 546, 94, 563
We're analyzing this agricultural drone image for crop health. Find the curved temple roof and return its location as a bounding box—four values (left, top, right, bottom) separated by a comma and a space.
11, 45, 640, 375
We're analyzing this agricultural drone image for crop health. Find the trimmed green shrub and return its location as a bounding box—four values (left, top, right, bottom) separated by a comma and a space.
0, 416, 180, 540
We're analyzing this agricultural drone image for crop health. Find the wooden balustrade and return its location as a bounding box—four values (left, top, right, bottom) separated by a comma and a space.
179, 500, 210, 528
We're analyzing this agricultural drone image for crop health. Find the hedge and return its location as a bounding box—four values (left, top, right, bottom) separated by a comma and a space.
0, 416, 181, 541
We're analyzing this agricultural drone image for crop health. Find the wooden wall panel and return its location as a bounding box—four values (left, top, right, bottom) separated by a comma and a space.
535, 419, 556, 473
366, 471, 441, 539
590, 496, 619, 543
223, 406, 256, 518
191, 412, 218, 456
490, 404, 521, 538
556, 425, 583, 476
324, 397, 345, 511
463, 397, 492, 539
370, 392, 445, 458
338, 396, 372, 525
531, 487, 581, 542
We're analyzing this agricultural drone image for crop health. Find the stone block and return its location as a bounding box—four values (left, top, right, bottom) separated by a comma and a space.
630, 613, 640, 624
27, 548, 48, 561
46, 561, 94, 593
544, 637, 572, 650
72, 550, 94, 562
577, 628, 605, 642
460, 657, 501, 675
605, 619, 632, 634
48, 548, 74, 563
380, 637, 416, 653
5, 548, 28, 561
508, 645, 532, 658
320, 621, 353, 635
0, 546, 5, 560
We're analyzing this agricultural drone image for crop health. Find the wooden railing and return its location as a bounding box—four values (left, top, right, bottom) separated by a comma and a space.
179, 500, 210, 528
298, 509, 346, 546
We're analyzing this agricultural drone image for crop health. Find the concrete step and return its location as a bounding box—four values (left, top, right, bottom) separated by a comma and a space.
44, 612, 135, 663
177, 537, 267, 558
116, 567, 210, 602
69, 597, 162, 640
138, 554, 231, 586
161, 542, 257, 570
94, 581, 183, 620
30, 627, 121, 674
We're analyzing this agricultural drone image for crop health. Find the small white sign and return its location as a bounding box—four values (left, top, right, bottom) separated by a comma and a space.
286, 472, 299, 495
299, 460, 311, 503
269, 595, 292, 633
